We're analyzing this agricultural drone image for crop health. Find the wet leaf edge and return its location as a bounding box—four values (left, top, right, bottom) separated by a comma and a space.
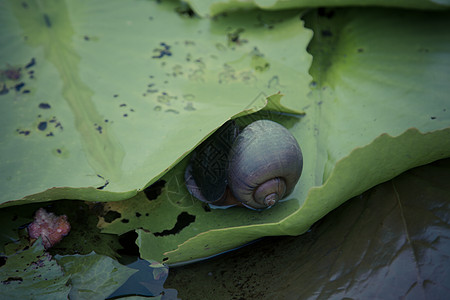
157, 127, 450, 264
186, 0, 449, 17
0, 94, 301, 208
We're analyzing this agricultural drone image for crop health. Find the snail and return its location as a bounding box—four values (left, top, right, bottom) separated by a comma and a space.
185, 119, 303, 210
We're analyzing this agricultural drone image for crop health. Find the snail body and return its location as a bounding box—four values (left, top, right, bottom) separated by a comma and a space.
185, 119, 303, 210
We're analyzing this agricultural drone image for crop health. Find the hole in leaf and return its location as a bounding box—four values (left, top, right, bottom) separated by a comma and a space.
2, 277, 23, 284
144, 180, 166, 201
153, 212, 195, 236
38, 103, 51, 109
37, 121, 47, 131
103, 211, 121, 223
96, 180, 109, 190
15, 82, 25, 92
25, 58, 35, 69
117, 231, 139, 257
0, 256, 6, 267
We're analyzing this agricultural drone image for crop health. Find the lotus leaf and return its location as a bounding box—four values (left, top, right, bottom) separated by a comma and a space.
165, 158, 450, 299
185, 0, 450, 17
0, 0, 449, 266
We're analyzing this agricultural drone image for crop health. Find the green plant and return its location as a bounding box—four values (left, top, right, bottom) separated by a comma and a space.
0, 0, 449, 298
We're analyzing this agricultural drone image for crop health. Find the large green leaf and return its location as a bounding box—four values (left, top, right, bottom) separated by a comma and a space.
185, 0, 449, 17
1, 1, 449, 266
165, 158, 450, 299
98, 7, 450, 264
0, 241, 71, 299
0, 241, 138, 300
55, 252, 138, 300
0, 0, 311, 206
283, 7, 450, 232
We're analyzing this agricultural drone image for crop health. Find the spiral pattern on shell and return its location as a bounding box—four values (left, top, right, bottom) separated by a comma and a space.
227, 119, 303, 209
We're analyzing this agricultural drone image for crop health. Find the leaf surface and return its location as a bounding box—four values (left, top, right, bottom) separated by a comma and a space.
0, 241, 70, 300
98, 7, 450, 264
55, 252, 138, 300
185, 0, 449, 17
165, 158, 450, 299
0, 0, 311, 206
0, 2, 449, 265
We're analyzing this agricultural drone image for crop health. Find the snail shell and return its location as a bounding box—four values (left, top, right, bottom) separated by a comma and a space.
227, 120, 303, 209
185, 119, 303, 209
